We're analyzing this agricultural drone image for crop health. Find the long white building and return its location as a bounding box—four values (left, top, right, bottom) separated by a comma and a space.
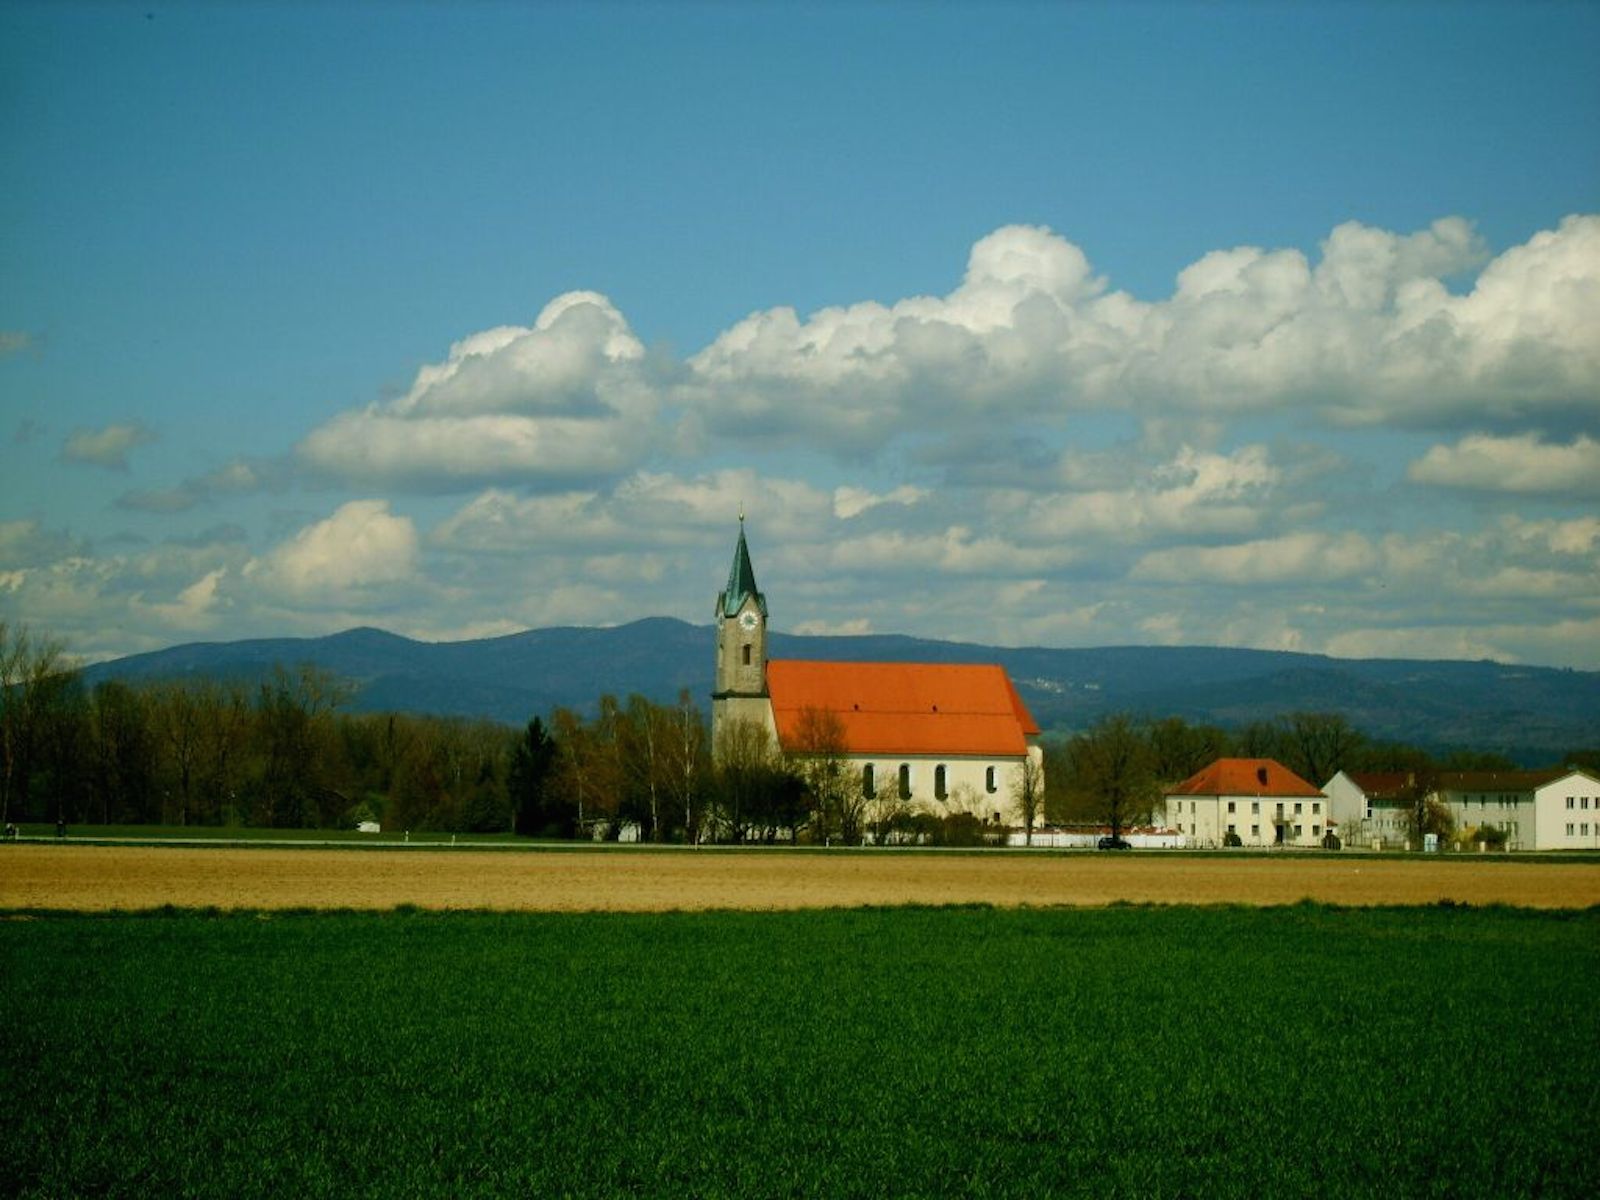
1323, 767, 1600, 850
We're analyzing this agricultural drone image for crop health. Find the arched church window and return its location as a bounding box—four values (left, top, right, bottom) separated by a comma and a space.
898, 763, 912, 801
985, 766, 998, 795
862, 763, 875, 800
934, 765, 947, 801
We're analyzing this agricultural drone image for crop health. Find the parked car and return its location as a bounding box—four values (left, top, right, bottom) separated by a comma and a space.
1096, 836, 1131, 851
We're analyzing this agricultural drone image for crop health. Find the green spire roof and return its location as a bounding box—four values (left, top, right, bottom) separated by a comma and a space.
717, 519, 767, 618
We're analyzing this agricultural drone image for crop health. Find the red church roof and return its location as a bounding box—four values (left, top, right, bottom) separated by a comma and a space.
1168, 758, 1323, 798
766, 660, 1040, 757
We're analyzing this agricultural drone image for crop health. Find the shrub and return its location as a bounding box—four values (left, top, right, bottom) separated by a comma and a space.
1457, 824, 1508, 852
935, 812, 988, 847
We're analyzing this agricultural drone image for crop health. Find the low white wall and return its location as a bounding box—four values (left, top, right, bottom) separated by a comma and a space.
1009, 829, 1187, 849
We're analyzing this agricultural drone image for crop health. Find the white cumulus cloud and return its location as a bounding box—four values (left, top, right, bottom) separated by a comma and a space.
298, 292, 660, 490
1407, 433, 1600, 496
1020, 445, 1281, 543
681, 216, 1600, 445
61, 422, 155, 469
247, 500, 420, 602
1131, 531, 1379, 585
431, 469, 834, 555
833, 484, 929, 520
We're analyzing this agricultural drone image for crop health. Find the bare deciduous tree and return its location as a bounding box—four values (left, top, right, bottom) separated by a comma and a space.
1069, 714, 1156, 841
0, 622, 79, 827
786, 705, 861, 845
712, 716, 780, 844
1012, 753, 1044, 845
660, 690, 707, 844
148, 681, 204, 825
1278, 712, 1365, 789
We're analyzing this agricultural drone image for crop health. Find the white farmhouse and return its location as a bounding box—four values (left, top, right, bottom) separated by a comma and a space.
1165, 758, 1329, 848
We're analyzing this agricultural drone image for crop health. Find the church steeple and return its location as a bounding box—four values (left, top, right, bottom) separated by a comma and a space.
716, 515, 767, 620
712, 517, 770, 733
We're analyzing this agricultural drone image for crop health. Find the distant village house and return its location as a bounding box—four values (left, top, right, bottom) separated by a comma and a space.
1164, 758, 1329, 848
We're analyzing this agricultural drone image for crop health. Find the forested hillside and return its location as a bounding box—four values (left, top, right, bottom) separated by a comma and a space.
84, 617, 1600, 761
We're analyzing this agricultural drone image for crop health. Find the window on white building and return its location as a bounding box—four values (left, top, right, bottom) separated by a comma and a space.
1313, 802, 1321, 815
1294, 802, 1302, 815
1313, 825, 1321, 838
1251, 825, 1260, 838
1294, 824, 1303, 838
1568, 823, 1575, 836
934, 765, 948, 801
985, 766, 997, 795
1252, 802, 1260, 815
863, 764, 875, 800
897, 764, 912, 802
1227, 801, 1236, 814
1567, 797, 1575, 809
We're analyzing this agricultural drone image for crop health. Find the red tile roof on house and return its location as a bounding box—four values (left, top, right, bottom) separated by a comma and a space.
1168, 758, 1323, 799
766, 660, 1040, 757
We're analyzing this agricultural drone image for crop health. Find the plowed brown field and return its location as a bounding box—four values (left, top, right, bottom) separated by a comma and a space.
4, 844, 1598, 910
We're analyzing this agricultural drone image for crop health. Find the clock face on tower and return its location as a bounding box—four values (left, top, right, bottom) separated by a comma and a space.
739, 611, 760, 632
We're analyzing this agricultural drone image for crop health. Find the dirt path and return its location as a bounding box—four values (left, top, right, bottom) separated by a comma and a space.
4, 844, 1597, 910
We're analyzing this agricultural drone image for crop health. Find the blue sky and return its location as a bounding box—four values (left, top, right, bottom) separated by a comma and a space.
2, 1, 1597, 669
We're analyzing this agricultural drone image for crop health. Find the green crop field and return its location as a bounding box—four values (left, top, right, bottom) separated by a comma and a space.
4, 905, 1596, 1198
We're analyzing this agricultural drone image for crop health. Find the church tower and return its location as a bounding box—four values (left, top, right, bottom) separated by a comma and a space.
711, 517, 772, 747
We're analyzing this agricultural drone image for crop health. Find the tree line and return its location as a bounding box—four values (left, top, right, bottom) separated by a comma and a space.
1, 626, 521, 832
5, 622, 1593, 841
0, 622, 1028, 843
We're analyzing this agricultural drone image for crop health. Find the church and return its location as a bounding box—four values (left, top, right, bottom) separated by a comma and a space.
711, 520, 1045, 827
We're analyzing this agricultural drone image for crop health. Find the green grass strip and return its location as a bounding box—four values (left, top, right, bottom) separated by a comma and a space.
3, 905, 1596, 1198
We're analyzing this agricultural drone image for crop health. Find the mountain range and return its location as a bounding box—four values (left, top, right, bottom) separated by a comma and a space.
82, 618, 1599, 764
